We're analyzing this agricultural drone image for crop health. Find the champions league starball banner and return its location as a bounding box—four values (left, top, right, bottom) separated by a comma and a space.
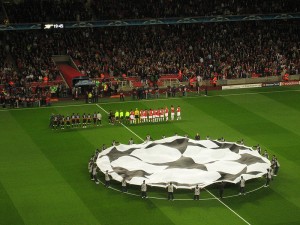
96, 136, 270, 189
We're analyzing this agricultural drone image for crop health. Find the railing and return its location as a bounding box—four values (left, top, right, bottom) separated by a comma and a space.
93, 78, 128, 88
218, 74, 300, 86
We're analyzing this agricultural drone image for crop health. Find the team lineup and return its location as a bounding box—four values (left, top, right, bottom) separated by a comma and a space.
50, 112, 102, 129
109, 105, 181, 124
49, 105, 181, 129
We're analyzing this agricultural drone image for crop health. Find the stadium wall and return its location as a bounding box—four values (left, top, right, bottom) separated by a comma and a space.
218, 74, 300, 86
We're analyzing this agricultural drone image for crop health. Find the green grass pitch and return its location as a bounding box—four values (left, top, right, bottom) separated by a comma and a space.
0, 86, 300, 225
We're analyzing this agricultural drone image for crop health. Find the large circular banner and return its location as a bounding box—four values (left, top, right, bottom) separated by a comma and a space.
96, 136, 270, 189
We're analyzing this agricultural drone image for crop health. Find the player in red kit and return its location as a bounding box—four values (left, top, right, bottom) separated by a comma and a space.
143, 109, 148, 122
170, 105, 175, 121
140, 109, 144, 123
157, 108, 161, 122
176, 106, 181, 120
160, 108, 164, 122
148, 109, 153, 122
165, 106, 169, 121
130, 109, 135, 124
154, 109, 159, 122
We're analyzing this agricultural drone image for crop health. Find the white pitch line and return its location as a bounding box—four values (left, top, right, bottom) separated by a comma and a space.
97, 176, 265, 201
120, 123, 144, 141
205, 188, 251, 225
96, 104, 144, 141
96, 104, 109, 114
0, 88, 299, 112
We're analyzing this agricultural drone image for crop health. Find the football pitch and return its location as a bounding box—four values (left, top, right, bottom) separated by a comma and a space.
1, 86, 300, 225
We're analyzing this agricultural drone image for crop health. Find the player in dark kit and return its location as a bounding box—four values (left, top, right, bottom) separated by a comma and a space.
71, 113, 76, 128
49, 113, 54, 128
76, 113, 80, 128
66, 115, 71, 128
109, 110, 115, 124
60, 115, 65, 129
53, 115, 58, 130
57, 114, 62, 129
82, 113, 87, 128
87, 114, 92, 127
93, 112, 97, 126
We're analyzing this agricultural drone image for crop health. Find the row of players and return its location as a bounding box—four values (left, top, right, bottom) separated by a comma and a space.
50, 112, 102, 129
109, 105, 181, 124
50, 105, 181, 129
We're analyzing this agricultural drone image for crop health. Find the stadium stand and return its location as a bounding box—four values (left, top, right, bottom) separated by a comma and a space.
1, 20, 299, 92
2, 0, 299, 22
0, 1, 299, 103
57, 64, 83, 88
3, 0, 92, 23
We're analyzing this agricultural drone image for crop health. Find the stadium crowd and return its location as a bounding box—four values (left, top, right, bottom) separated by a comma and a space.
1, 20, 299, 92
2, 0, 299, 23
1, 0, 299, 105
3, 0, 92, 23
91, 0, 299, 20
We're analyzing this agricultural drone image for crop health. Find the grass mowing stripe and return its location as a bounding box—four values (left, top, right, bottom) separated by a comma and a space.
96, 104, 252, 225
12, 106, 174, 225
0, 111, 100, 225
0, 180, 25, 225
184, 95, 300, 223
205, 189, 251, 225
224, 92, 300, 137
261, 90, 300, 112
2, 86, 300, 225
